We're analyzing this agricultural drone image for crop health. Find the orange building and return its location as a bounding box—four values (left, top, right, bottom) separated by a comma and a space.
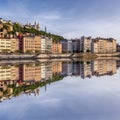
52, 42, 62, 53
18, 35, 41, 53
35, 36, 41, 53
23, 36, 35, 53
11, 38, 19, 52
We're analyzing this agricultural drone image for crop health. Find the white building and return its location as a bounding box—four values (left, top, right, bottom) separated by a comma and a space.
80, 36, 92, 52
41, 37, 52, 53
67, 40, 73, 53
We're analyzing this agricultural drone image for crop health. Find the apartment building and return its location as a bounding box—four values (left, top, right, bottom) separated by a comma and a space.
67, 40, 73, 53
0, 38, 11, 53
61, 40, 68, 53
92, 38, 116, 53
35, 36, 41, 53
23, 36, 35, 53
18, 35, 41, 53
41, 37, 52, 53
80, 36, 92, 52
52, 42, 62, 53
0, 38, 19, 53
11, 38, 19, 52
72, 39, 80, 53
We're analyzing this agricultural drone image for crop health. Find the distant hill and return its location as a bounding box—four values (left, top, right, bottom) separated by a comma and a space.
0, 19, 64, 41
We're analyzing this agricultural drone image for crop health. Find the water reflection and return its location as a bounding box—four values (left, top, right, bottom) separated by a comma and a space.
0, 59, 119, 102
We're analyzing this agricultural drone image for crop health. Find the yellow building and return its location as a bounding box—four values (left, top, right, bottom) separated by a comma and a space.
0, 38, 19, 53
92, 38, 116, 53
11, 38, 19, 52
11, 66, 19, 81
52, 42, 62, 53
0, 38, 11, 53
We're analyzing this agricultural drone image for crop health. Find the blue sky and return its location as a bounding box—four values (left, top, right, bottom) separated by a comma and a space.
1, 0, 120, 41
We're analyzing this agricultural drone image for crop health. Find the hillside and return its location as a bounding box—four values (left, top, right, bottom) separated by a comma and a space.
0, 20, 64, 41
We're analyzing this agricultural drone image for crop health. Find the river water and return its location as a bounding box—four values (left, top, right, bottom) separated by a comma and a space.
0, 59, 120, 120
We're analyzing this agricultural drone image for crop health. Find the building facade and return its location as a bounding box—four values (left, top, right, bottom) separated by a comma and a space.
23, 36, 35, 53
41, 37, 52, 53
61, 40, 68, 53
18, 35, 41, 53
80, 36, 92, 53
72, 39, 80, 53
35, 36, 41, 53
52, 42, 62, 53
0, 38, 11, 53
92, 38, 116, 53
11, 38, 19, 52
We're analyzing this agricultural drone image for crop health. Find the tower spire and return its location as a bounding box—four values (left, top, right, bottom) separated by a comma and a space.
45, 26, 47, 37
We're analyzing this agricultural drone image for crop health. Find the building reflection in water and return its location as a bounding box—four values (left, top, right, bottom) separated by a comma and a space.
0, 59, 119, 102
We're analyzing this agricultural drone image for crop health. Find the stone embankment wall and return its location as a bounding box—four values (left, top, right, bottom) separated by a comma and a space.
0, 52, 120, 60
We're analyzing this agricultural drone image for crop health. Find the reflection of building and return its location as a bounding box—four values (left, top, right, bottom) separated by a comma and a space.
62, 62, 68, 76
52, 62, 62, 75
0, 66, 19, 81
0, 60, 119, 102
41, 62, 52, 79
62, 62, 73, 76
80, 61, 92, 79
117, 44, 120, 52
92, 60, 116, 76
22, 64, 41, 82
116, 60, 120, 68
62, 62, 80, 76
72, 62, 80, 75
